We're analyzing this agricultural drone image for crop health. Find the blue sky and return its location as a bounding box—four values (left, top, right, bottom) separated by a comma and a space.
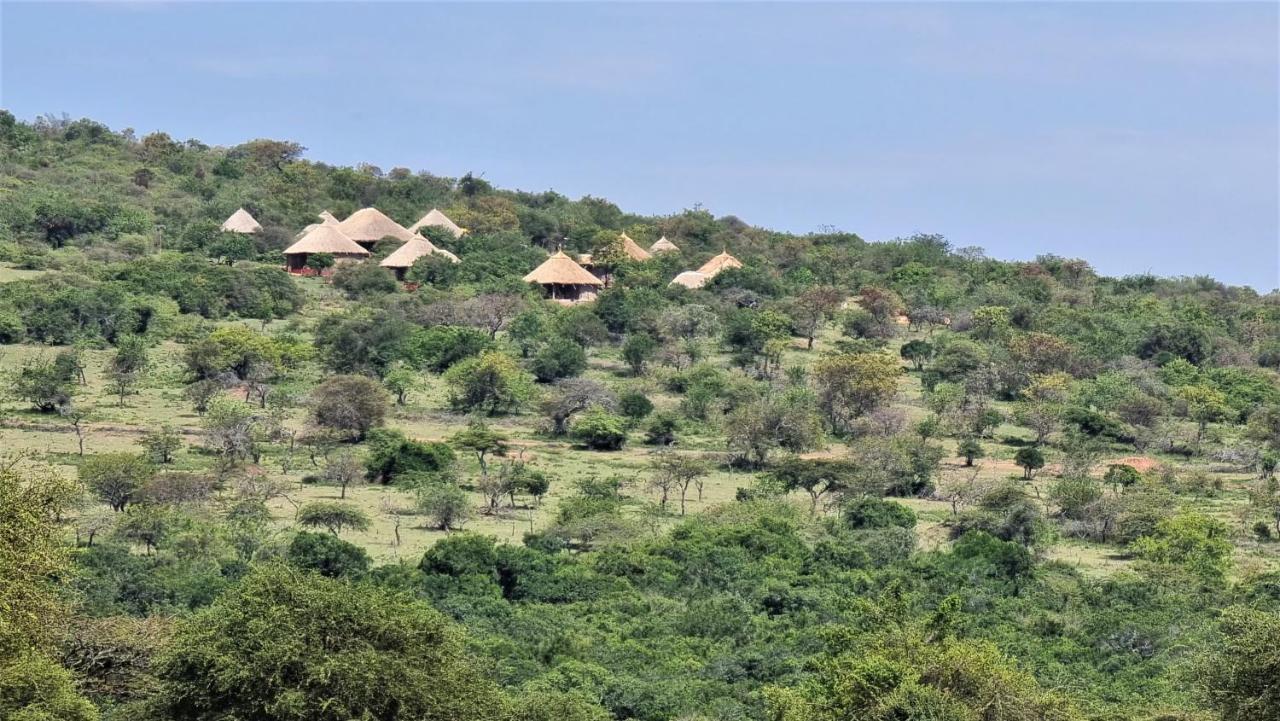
2, 2, 1277, 289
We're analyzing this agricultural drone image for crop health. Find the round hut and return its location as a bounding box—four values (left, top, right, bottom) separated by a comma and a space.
407, 209, 464, 238
379, 234, 460, 280
523, 250, 604, 304
337, 208, 414, 250
220, 208, 263, 234
282, 225, 370, 274
649, 236, 680, 254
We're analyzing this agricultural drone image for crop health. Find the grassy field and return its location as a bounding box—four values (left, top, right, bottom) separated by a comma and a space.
2, 272, 1275, 572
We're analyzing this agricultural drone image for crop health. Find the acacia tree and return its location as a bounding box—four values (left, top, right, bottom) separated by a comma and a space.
311, 375, 388, 441
649, 453, 710, 515
450, 420, 509, 480
104, 334, 149, 406
297, 501, 371, 536
80, 453, 154, 512
541, 379, 616, 436
322, 452, 365, 500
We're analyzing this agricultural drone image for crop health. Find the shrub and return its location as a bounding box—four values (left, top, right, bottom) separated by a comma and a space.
310, 375, 388, 440
570, 407, 628, 451
530, 337, 587, 382
844, 497, 917, 530
443, 351, 535, 415
287, 531, 370, 578
618, 390, 654, 423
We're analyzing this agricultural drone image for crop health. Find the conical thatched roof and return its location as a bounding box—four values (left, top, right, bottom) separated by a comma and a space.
407, 209, 464, 238
669, 270, 709, 289
221, 208, 262, 234
697, 251, 743, 277
650, 236, 679, 253
619, 232, 651, 262
380, 234, 460, 268
523, 250, 604, 286
337, 208, 414, 243
318, 210, 339, 224
283, 225, 370, 256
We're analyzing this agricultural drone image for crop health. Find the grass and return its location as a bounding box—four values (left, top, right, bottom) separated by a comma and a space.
3, 319, 1277, 574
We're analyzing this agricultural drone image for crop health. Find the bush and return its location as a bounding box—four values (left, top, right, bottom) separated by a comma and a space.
443, 351, 535, 415
570, 407, 628, 451
416, 483, 473, 531
407, 325, 491, 373
644, 412, 679, 446
618, 390, 653, 423
287, 531, 370, 578
844, 497, 917, 530
364, 429, 455, 485
310, 375, 388, 440
530, 337, 587, 382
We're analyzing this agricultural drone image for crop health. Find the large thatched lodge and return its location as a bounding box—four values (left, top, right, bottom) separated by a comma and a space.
221, 208, 742, 302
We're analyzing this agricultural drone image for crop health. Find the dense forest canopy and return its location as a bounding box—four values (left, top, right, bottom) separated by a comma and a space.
2, 111, 1279, 721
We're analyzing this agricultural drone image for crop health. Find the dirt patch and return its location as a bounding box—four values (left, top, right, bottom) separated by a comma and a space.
1105, 456, 1160, 473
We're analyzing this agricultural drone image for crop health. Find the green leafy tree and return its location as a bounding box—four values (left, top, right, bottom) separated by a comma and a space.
958, 437, 984, 467
530, 336, 587, 382
146, 566, 507, 721
297, 501, 372, 536
443, 351, 535, 415
900, 339, 934, 371
570, 407, 629, 451
310, 375, 388, 440
1014, 447, 1045, 480
416, 483, 473, 531
80, 453, 154, 512
1191, 605, 1280, 721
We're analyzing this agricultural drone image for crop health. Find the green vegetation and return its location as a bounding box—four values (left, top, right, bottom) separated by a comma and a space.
2, 113, 1279, 720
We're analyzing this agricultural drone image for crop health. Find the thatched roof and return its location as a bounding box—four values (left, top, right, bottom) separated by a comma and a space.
524, 250, 604, 286
380, 234, 460, 268
650, 236, 680, 253
221, 208, 262, 234
282, 225, 370, 256
697, 251, 743, 277
619, 232, 652, 262
337, 208, 414, 243
318, 210, 339, 224
669, 270, 709, 289
407, 209, 464, 238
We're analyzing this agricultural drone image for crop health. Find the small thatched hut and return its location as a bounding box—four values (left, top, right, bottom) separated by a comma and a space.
379, 234, 460, 279
318, 210, 340, 224
697, 251, 743, 277
220, 208, 262, 234
337, 208, 414, 249
669, 270, 709, 289
282, 225, 370, 273
650, 236, 680, 254
619, 232, 652, 262
524, 250, 604, 303
407, 209, 464, 238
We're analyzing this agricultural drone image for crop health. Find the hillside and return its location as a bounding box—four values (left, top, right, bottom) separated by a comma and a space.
2, 112, 1280, 721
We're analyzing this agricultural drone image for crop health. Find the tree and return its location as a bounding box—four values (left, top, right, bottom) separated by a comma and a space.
311, 375, 388, 440
540, 379, 616, 436
1014, 447, 1045, 480
1192, 606, 1280, 721
364, 429, 455, 485
650, 453, 711, 515
104, 334, 149, 406
322, 451, 365, 500
570, 407, 629, 451
622, 332, 658, 376
462, 293, 524, 340
444, 351, 535, 415
645, 412, 680, 446
202, 396, 259, 464
0, 653, 99, 721
382, 362, 418, 405
899, 339, 934, 371
139, 425, 182, 464
810, 352, 901, 434
450, 420, 510, 479
1176, 384, 1231, 447
416, 483, 473, 531
80, 453, 154, 511
788, 285, 844, 349
726, 389, 825, 468
297, 501, 372, 536
146, 566, 507, 721
184, 379, 223, 416
287, 531, 370, 578
10, 357, 74, 412
530, 336, 587, 382
957, 437, 984, 467
618, 390, 653, 424
1103, 463, 1141, 494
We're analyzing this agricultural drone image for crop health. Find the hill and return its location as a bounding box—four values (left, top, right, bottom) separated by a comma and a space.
2, 111, 1280, 721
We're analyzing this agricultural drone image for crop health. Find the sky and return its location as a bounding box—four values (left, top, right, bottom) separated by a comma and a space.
2, 2, 1277, 289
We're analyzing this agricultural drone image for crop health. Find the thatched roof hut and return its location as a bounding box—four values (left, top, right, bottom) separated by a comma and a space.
380, 234, 460, 279
650, 236, 680, 254
318, 210, 339, 224
282, 225, 369, 272
221, 208, 262, 234
524, 250, 604, 303
669, 270, 709, 289
697, 251, 743, 277
407, 209, 464, 238
337, 208, 414, 246
618, 232, 652, 262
